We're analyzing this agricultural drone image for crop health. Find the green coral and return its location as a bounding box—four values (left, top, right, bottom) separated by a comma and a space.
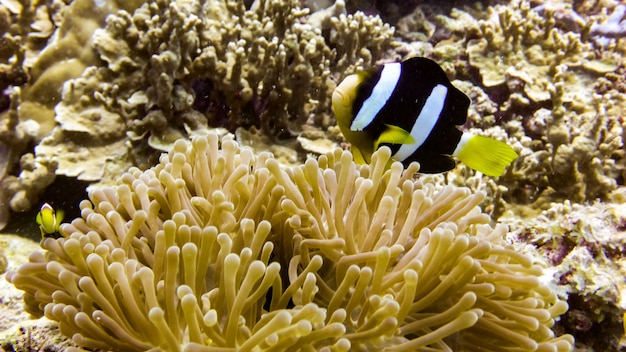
9, 132, 573, 351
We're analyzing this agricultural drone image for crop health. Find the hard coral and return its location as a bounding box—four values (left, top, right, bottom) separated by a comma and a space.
0, 0, 63, 226
498, 65, 625, 204
0, 0, 145, 227
37, 0, 393, 182
499, 199, 626, 351
2, 151, 57, 212
8, 132, 573, 351
16, 0, 144, 139
467, 0, 588, 97
589, 4, 626, 46
417, 0, 626, 204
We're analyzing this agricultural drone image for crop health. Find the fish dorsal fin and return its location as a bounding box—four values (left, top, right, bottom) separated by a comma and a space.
453, 134, 518, 176
374, 124, 416, 150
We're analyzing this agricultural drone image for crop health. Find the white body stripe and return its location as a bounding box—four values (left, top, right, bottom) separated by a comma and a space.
393, 84, 448, 161
452, 133, 472, 157
350, 63, 401, 131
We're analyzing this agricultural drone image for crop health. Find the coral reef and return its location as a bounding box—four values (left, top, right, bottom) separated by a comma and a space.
0, 0, 394, 228
1, 0, 145, 140
2, 2, 624, 349
8, 133, 572, 351
466, 3, 587, 95
499, 198, 626, 351
0, 0, 144, 227
0, 0, 55, 98
589, 4, 626, 46
39, 0, 393, 181
463, 0, 625, 203
2, 151, 57, 213
393, 0, 626, 206
391, 5, 626, 348
0, 91, 57, 214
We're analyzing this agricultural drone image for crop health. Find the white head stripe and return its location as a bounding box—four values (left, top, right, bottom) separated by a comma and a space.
393, 84, 448, 161
350, 63, 401, 131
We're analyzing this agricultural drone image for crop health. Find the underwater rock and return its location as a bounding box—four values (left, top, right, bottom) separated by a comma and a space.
500, 198, 626, 351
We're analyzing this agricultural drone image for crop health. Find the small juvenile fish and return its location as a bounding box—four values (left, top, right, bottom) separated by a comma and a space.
332, 57, 518, 176
36, 203, 64, 239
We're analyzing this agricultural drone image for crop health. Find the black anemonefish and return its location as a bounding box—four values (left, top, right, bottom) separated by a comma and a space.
332, 57, 518, 176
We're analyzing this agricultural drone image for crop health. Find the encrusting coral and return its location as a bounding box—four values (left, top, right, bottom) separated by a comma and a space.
499, 198, 626, 350
8, 132, 573, 351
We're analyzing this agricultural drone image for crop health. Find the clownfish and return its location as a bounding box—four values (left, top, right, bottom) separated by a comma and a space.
36, 203, 63, 239
332, 57, 517, 176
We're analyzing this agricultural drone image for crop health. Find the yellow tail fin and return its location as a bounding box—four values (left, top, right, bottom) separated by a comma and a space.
453, 134, 518, 176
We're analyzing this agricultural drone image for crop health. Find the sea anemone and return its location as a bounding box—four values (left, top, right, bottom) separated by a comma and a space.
8, 132, 573, 351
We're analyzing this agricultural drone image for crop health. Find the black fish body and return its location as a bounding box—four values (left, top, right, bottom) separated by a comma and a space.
332, 57, 517, 176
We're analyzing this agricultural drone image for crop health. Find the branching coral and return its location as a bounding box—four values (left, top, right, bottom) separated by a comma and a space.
39, 0, 394, 181
0, 0, 59, 97
496, 65, 625, 204
0, 0, 64, 227
48, 0, 393, 149
8, 0, 145, 139
403, 0, 626, 205
589, 4, 626, 46
8, 132, 573, 351
467, 0, 589, 99
2, 150, 57, 212
0, 0, 394, 228
0, 0, 145, 227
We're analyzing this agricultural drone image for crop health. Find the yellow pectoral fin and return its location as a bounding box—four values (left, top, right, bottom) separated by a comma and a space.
454, 134, 518, 176
36, 211, 42, 226
351, 145, 368, 164
374, 124, 415, 150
